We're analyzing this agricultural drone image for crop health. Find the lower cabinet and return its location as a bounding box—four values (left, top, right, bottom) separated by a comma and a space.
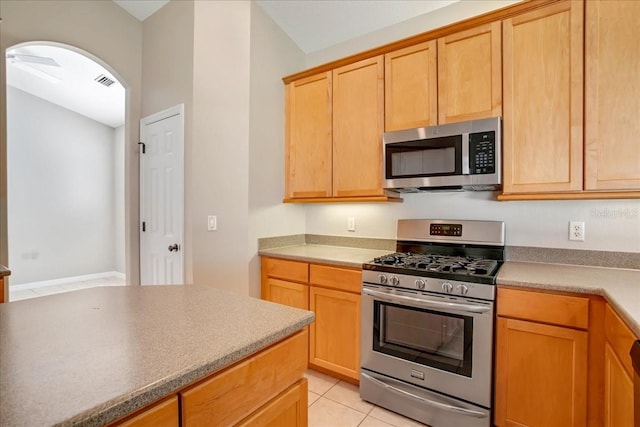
494, 287, 589, 427
604, 304, 636, 427
495, 286, 638, 427
113, 396, 179, 427
261, 257, 362, 382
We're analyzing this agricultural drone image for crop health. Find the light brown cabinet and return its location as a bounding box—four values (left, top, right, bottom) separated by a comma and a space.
261, 257, 362, 382
384, 41, 437, 131
383, 22, 501, 131
500, 0, 640, 200
494, 287, 589, 427
284, 72, 332, 200
502, 1, 584, 195
332, 56, 385, 198
284, 57, 398, 203
584, 0, 640, 192
437, 21, 502, 124
308, 264, 361, 382
604, 304, 636, 427
112, 396, 179, 427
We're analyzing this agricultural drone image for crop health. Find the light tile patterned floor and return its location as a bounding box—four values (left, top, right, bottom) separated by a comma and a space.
305, 370, 427, 427
9, 276, 126, 301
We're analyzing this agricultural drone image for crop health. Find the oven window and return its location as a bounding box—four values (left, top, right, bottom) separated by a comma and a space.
373, 301, 473, 377
385, 135, 462, 179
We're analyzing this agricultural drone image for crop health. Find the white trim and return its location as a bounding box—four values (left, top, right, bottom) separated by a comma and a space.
9, 271, 126, 291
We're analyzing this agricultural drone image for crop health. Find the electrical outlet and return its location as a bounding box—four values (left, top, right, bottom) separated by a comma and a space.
569, 221, 585, 241
347, 217, 356, 232
208, 215, 217, 231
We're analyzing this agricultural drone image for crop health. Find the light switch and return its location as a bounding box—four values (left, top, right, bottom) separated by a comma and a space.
208, 215, 217, 231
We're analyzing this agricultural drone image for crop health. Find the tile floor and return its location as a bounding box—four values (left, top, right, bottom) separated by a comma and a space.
305, 370, 427, 427
9, 276, 126, 301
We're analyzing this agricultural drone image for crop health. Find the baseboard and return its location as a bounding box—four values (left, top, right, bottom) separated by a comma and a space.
10, 271, 126, 291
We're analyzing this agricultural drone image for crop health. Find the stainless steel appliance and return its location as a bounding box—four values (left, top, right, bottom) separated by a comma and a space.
383, 117, 501, 192
360, 219, 505, 427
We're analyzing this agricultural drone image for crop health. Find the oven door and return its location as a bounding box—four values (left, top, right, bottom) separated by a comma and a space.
361, 284, 494, 408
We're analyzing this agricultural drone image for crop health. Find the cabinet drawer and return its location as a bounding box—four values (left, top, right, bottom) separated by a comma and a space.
236, 379, 308, 427
605, 304, 637, 377
310, 264, 361, 293
497, 287, 589, 329
181, 330, 308, 427
262, 257, 308, 283
112, 396, 178, 427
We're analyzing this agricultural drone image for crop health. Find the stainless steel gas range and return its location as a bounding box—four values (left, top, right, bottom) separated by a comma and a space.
360, 219, 505, 427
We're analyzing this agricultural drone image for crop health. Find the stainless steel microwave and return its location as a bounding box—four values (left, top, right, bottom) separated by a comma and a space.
383, 117, 501, 192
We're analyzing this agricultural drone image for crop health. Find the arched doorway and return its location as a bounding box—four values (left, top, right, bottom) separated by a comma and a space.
5, 41, 128, 300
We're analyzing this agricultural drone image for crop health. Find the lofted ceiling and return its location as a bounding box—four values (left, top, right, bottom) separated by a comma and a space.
5, 0, 463, 128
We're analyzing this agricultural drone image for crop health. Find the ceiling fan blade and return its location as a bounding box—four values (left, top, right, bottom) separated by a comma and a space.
6, 53, 60, 67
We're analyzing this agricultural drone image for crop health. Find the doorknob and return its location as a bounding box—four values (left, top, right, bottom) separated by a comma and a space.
168, 244, 180, 252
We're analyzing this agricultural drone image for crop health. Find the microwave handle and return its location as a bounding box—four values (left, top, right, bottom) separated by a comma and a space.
362, 287, 491, 314
362, 372, 487, 418
462, 132, 470, 175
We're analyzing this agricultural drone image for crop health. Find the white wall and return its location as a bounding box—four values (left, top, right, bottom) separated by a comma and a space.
0, 0, 143, 289
305, 194, 640, 253
7, 87, 119, 284
248, 2, 307, 297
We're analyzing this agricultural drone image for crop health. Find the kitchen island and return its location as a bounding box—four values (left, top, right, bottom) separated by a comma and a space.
0, 285, 314, 426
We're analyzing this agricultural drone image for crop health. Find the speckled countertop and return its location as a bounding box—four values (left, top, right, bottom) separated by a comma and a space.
497, 262, 640, 337
259, 244, 391, 268
0, 286, 314, 427
260, 244, 640, 337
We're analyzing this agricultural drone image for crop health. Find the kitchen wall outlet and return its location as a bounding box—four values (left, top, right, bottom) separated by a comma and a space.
207, 215, 217, 231
347, 217, 356, 232
569, 221, 585, 241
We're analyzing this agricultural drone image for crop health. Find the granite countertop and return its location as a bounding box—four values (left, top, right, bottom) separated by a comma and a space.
0, 265, 10, 277
0, 285, 314, 427
497, 261, 640, 337
259, 244, 640, 336
259, 244, 391, 268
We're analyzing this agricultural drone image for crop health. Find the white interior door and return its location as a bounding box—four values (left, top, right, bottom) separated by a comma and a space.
140, 105, 184, 285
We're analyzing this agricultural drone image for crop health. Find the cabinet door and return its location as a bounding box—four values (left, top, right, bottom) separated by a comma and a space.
438, 21, 502, 124
585, 0, 640, 191
263, 278, 308, 311
502, 1, 583, 194
113, 396, 178, 427
236, 379, 308, 427
309, 286, 360, 381
604, 343, 634, 427
494, 317, 587, 427
333, 56, 384, 197
384, 41, 437, 131
285, 72, 333, 199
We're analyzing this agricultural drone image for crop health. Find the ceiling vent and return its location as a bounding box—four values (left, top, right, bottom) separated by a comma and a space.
94, 74, 116, 87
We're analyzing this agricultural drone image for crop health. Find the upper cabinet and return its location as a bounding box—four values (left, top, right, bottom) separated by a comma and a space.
333, 57, 385, 198
384, 22, 502, 131
437, 22, 502, 124
500, 0, 640, 200
584, 0, 640, 191
283, 0, 640, 203
384, 41, 437, 131
502, 1, 584, 195
284, 72, 332, 200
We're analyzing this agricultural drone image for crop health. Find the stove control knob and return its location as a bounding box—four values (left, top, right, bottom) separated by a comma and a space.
390, 276, 400, 286
457, 284, 469, 295
415, 279, 426, 290
442, 282, 453, 293
378, 274, 388, 285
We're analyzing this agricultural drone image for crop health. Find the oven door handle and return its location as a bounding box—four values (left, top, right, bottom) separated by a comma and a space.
362, 372, 487, 418
362, 288, 491, 314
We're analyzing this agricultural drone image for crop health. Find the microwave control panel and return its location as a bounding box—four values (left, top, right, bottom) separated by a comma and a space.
469, 131, 495, 174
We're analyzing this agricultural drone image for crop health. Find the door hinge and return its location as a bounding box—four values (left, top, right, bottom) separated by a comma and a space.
138, 141, 146, 154
142, 221, 146, 232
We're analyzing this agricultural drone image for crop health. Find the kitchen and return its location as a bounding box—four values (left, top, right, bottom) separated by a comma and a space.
1, 0, 639, 426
